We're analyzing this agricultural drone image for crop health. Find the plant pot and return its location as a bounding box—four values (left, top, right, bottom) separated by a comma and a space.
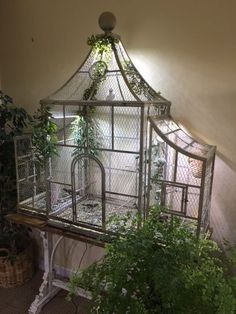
0, 243, 34, 288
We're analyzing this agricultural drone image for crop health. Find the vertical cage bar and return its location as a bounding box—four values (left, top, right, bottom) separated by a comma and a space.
173, 151, 178, 182
184, 185, 188, 215
197, 160, 206, 237
137, 106, 144, 217
111, 106, 114, 150
63, 104, 66, 145
181, 187, 185, 213
146, 123, 153, 217
209, 154, 216, 199
71, 161, 77, 223
101, 164, 106, 230
142, 107, 149, 218
14, 137, 20, 208
46, 158, 52, 218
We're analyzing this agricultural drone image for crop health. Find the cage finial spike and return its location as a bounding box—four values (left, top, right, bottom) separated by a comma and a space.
99, 12, 116, 33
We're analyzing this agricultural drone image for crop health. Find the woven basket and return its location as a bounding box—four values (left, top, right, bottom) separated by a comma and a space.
188, 158, 202, 179
0, 244, 34, 288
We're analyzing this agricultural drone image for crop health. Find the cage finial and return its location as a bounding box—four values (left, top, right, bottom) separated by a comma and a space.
98, 12, 116, 33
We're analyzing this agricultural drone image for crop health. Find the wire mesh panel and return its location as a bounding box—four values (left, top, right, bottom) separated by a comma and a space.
72, 155, 105, 227
99, 150, 139, 197
114, 106, 141, 152
91, 106, 112, 149
48, 146, 75, 216
15, 136, 47, 215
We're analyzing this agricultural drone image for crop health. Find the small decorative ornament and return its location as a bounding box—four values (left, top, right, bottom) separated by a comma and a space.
98, 11, 116, 32
89, 61, 107, 80
106, 88, 115, 101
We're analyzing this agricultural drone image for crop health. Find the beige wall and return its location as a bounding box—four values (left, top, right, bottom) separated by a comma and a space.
0, 0, 236, 255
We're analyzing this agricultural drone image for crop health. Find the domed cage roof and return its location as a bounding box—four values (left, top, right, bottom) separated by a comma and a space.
41, 12, 169, 105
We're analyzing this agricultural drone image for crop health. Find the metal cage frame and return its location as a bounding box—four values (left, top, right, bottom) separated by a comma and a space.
14, 22, 216, 237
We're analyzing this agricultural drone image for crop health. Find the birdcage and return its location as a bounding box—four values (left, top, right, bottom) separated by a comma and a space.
14, 12, 215, 237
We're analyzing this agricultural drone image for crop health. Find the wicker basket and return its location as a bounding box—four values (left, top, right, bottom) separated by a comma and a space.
188, 158, 202, 179
0, 244, 34, 288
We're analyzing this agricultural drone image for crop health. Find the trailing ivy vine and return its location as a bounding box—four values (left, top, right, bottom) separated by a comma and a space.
71, 107, 100, 157
71, 34, 118, 157
87, 34, 118, 56
150, 140, 166, 204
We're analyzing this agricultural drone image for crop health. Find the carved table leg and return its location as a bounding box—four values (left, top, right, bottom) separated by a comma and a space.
28, 231, 60, 314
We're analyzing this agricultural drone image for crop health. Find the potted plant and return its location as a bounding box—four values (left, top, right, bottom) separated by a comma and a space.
67, 207, 236, 313
0, 91, 34, 287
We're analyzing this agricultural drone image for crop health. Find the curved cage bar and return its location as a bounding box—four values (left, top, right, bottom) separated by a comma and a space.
147, 116, 216, 236
71, 153, 106, 229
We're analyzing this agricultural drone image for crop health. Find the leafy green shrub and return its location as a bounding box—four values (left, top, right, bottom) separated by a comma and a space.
0, 91, 31, 229
68, 207, 236, 314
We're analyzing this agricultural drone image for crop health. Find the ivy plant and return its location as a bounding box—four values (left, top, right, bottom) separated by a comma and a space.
87, 34, 118, 56
71, 107, 100, 157
150, 140, 166, 204
67, 207, 236, 314
71, 34, 117, 157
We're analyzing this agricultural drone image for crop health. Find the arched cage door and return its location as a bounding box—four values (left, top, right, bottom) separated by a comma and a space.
71, 154, 106, 229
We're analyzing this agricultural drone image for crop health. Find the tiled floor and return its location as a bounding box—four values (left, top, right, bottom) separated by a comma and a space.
0, 271, 89, 314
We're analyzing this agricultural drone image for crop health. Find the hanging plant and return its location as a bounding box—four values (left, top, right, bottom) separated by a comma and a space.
150, 140, 166, 203
70, 34, 117, 157
71, 107, 100, 157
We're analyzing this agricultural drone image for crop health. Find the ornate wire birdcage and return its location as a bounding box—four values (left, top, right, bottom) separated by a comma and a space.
14, 12, 216, 237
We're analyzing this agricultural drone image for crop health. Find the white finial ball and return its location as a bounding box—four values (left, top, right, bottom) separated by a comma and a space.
99, 12, 116, 32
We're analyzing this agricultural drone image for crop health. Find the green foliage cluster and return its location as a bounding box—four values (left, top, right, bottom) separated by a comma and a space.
0, 91, 32, 229
0, 91, 32, 249
32, 106, 58, 166
0, 91, 31, 176
68, 207, 236, 314
87, 34, 118, 57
